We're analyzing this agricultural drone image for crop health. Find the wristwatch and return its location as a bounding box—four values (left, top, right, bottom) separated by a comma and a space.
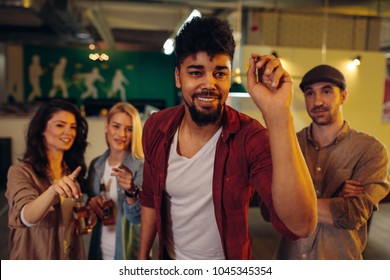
125, 186, 139, 198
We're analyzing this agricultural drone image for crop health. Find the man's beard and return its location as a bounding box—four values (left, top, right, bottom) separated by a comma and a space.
309, 105, 335, 126
183, 95, 223, 126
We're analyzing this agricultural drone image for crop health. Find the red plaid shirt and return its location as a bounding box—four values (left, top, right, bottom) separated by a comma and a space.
140, 105, 297, 259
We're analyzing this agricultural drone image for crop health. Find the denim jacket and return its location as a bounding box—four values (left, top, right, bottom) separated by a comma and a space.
86, 149, 143, 259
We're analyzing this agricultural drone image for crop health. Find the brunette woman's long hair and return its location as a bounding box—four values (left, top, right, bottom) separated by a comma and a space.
23, 99, 88, 183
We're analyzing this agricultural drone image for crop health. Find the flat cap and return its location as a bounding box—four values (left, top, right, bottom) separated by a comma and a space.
299, 64, 346, 91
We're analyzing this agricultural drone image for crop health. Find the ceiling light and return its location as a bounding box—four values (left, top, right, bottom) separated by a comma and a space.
348, 55, 362, 70
353, 55, 361, 66
89, 53, 99, 61
163, 38, 175, 55
100, 53, 109, 61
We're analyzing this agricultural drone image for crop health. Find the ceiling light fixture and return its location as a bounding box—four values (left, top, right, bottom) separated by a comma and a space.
163, 9, 202, 55
89, 52, 109, 61
353, 55, 361, 66
348, 55, 361, 70
163, 38, 175, 56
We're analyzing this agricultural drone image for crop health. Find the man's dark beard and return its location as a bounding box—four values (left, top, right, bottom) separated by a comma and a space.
184, 98, 222, 126
309, 105, 332, 126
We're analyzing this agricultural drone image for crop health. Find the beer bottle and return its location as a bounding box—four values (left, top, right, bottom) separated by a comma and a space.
73, 195, 92, 235
99, 179, 115, 226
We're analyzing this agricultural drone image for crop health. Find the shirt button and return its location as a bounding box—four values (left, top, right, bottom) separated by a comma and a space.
316, 167, 321, 172
302, 253, 307, 259
316, 190, 320, 195
315, 146, 319, 151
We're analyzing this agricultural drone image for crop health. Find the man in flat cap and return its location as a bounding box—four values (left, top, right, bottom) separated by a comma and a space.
271, 64, 390, 259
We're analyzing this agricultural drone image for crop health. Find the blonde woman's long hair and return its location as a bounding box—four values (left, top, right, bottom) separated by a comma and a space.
106, 102, 144, 159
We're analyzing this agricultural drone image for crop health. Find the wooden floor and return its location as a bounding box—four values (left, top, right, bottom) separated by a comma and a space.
1, 189, 389, 260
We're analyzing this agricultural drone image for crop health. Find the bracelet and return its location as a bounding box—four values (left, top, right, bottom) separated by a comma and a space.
125, 186, 139, 198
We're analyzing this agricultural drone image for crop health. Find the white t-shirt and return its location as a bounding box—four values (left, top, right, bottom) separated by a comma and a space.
165, 127, 225, 259
100, 160, 119, 260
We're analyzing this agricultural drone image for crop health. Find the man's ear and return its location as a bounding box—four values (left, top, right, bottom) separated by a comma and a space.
175, 67, 181, 88
341, 89, 348, 104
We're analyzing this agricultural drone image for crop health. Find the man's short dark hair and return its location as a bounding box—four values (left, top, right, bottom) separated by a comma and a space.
174, 16, 236, 67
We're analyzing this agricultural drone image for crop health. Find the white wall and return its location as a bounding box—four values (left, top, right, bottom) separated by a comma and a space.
237, 45, 390, 168
0, 116, 106, 168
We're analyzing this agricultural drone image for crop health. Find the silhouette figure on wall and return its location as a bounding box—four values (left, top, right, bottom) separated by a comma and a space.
48, 57, 69, 99
78, 67, 105, 99
27, 55, 44, 102
109, 69, 129, 101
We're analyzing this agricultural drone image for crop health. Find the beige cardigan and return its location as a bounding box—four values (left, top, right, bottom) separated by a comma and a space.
5, 162, 85, 260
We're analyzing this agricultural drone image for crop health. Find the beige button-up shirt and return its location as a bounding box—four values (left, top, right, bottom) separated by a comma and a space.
275, 122, 390, 259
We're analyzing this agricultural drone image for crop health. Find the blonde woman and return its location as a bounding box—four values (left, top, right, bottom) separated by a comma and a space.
87, 102, 144, 259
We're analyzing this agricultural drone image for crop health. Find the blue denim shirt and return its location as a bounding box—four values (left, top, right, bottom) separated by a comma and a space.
86, 149, 143, 259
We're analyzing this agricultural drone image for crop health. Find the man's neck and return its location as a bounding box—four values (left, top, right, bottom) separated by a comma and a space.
311, 119, 344, 147
177, 112, 222, 158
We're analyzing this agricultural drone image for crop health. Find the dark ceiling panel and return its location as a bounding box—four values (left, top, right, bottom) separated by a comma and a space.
0, 0, 389, 50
